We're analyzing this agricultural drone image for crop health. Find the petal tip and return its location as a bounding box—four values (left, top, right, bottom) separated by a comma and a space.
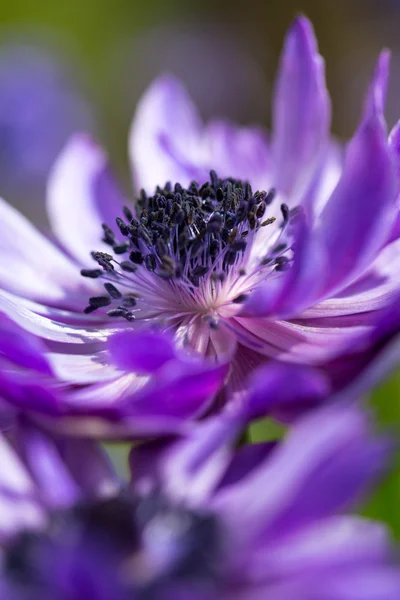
364, 49, 391, 121
53, 132, 106, 170
288, 14, 318, 50
379, 48, 391, 67
145, 72, 187, 99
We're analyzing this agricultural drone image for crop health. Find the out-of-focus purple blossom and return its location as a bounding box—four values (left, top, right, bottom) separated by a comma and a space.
0, 421, 122, 600
0, 16, 398, 433
128, 403, 400, 599
0, 38, 94, 222
0, 402, 398, 599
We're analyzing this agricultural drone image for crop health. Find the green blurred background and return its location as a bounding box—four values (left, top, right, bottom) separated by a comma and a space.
1, 0, 400, 535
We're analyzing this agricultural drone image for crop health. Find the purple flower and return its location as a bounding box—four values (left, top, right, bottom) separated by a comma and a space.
0, 421, 122, 600
0, 402, 398, 599
0, 16, 398, 429
129, 17, 400, 389
0, 40, 94, 221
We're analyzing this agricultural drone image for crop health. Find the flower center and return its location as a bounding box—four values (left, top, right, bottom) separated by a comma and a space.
82, 171, 296, 326
4, 492, 221, 598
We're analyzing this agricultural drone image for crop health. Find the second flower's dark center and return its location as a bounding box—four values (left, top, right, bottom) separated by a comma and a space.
5, 492, 221, 599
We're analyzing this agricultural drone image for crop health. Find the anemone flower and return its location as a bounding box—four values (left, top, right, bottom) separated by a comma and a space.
129, 16, 400, 392
1, 402, 398, 599
0, 16, 398, 428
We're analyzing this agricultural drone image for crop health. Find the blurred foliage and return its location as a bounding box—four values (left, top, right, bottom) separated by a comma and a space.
249, 417, 285, 443
364, 373, 400, 538
104, 442, 131, 479
0, 0, 183, 60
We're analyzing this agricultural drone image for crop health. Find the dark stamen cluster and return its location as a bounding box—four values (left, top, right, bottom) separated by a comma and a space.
83, 277, 138, 320
81, 171, 297, 319
129, 170, 278, 283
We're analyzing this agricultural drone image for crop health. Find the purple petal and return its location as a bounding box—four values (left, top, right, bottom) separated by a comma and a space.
63, 372, 148, 412
0, 316, 52, 375
216, 442, 277, 491
214, 405, 389, 546
47, 351, 124, 384
16, 420, 80, 508
329, 297, 400, 404
0, 433, 37, 496
209, 323, 237, 362
0, 370, 62, 415
246, 516, 392, 581
0, 434, 45, 537
234, 316, 369, 369
130, 410, 243, 505
300, 142, 342, 219
301, 236, 400, 318
387, 121, 400, 244
317, 112, 397, 297
241, 217, 328, 319
272, 16, 331, 196
130, 75, 207, 192
47, 134, 125, 266
318, 567, 400, 600
253, 104, 396, 318
206, 120, 270, 188
364, 50, 391, 121
43, 355, 228, 438
129, 439, 171, 493
33, 410, 192, 440
124, 359, 229, 420
108, 329, 176, 374
57, 438, 119, 497
266, 420, 390, 536
389, 119, 400, 181
246, 362, 330, 421
0, 196, 83, 302
0, 288, 122, 344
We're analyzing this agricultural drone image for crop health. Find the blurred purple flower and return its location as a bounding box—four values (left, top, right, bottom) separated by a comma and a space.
0, 403, 398, 599
129, 404, 399, 599
0, 421, 122, 600
0, 39, 94, 221
0, 16, 398, 430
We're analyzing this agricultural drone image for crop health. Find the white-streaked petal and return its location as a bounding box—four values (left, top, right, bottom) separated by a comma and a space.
46, 351, 124, 383
300, 237, 400, 318
205, 120, 270, 189
130, 75, 208, 192
0, 288, 123, 344
272, 17, 331, 197
47, 134, 125, 266
0, 197, 83, 302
